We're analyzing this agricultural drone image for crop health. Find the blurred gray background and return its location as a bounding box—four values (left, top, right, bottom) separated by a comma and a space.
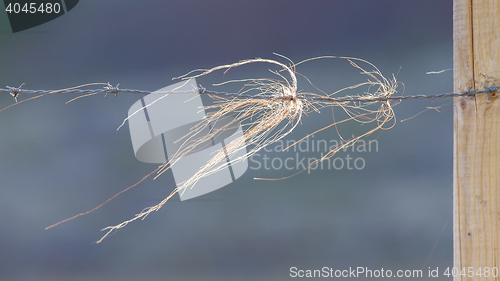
0, 1, 454, 280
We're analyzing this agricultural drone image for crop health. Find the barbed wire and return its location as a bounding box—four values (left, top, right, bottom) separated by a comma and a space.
0, 83, 498, 104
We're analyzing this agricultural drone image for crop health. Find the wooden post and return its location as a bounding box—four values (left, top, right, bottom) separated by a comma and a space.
453, 0, 500, 280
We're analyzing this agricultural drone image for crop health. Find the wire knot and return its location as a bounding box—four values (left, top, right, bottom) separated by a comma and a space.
6, 83, 25, 102
276, 95, 296, 101
485, 86, 499, 94
104, 83, 120, 98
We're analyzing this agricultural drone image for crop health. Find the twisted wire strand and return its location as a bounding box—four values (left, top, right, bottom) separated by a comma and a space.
1, 84, 498, 104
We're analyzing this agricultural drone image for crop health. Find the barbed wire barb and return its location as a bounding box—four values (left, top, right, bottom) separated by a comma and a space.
5, 83, 25, 102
